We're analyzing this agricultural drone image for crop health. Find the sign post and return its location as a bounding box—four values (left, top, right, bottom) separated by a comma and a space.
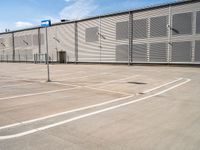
41, 20, 51, 82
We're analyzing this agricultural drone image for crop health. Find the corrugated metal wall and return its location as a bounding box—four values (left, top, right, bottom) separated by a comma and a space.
47, 26, 58, 62
47, 23, 76, 62
101, 14, 129, 63
78, 19, 100, 62
132, 7, 169, 63
58, 23, 75, 62
0, 1, 200, 64
77, 14, 129, 63
39, 28, 46, 55
0, 33, 13, 61
171, 2, 200, 64
14, 29, 39, 62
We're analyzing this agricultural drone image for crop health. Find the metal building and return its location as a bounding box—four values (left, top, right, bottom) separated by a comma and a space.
0, 0, 200, 64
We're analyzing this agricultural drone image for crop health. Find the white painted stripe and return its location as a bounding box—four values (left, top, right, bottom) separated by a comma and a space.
0, 78, 191, 140
85, 86, 132, 96
51, 71, 84, 78
50, 82, 80, 87
153, 78, 191, 95
141, 78, 183, 94
5, 69, 45, 74
59, 72, 109, 81
0, 95, 133, 130
0, 77, 186, 130
0, 83, 34, 89
91, 75, 139, 87
0, 86, 80, 101
0, 78, 34, 82
49, 81, 131, 94
0, 70, 71, 80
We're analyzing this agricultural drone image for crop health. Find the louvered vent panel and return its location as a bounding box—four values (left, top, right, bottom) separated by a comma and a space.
150, 42, 167, 62
150, 16, 168, 37
132, 43, 147, 62
133, 19, 147, 39
195, 41, 200, 62
85, 27, 98, 42
196, 11, 200, 34
172, 12, 192, 35
172, 41, 192, 62
116, 44, 128, 61
116, 21, 129, 40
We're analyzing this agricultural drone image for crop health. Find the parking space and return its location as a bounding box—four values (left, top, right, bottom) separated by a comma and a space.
0, 63, 199, 150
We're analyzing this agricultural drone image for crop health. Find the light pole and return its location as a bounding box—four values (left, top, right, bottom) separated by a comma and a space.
41, 20, 51, 82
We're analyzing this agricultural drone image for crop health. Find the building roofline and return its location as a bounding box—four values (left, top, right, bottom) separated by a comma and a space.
0, 0, 199, 35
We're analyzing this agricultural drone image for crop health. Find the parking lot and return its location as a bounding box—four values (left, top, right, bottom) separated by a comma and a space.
0, 63, 199, 150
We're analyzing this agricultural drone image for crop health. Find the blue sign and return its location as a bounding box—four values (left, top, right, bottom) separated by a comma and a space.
41, 20, 51, 27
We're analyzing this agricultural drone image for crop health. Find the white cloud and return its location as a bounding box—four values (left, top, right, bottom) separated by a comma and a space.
65, 0, 75, 2
59, 0, 98, 20
15, 21, 34, 28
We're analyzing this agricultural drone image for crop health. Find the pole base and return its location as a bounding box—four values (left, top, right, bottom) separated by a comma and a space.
47, 79, 51, 82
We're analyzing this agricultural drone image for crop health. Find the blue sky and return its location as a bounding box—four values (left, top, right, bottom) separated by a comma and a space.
0, 0, 177, 32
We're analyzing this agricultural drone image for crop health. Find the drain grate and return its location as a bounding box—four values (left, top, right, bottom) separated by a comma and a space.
127, 82, 147, 85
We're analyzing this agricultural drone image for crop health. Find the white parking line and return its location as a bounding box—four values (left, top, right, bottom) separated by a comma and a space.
90, 75, 140, 87
4, 69, 46, 74
49, 82, 80, 87
0, 78, 191, 140
85, 86, 132, 96
0, 83, 34, 89
0, 86, 80, 101
0, 74, 134, 102
0, 70, 73, 80
141, 78, 183, 94
51, 71, 85, 78
0, 95, 133, 130
59, 72, 109, 81
0, 78, 33, 82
